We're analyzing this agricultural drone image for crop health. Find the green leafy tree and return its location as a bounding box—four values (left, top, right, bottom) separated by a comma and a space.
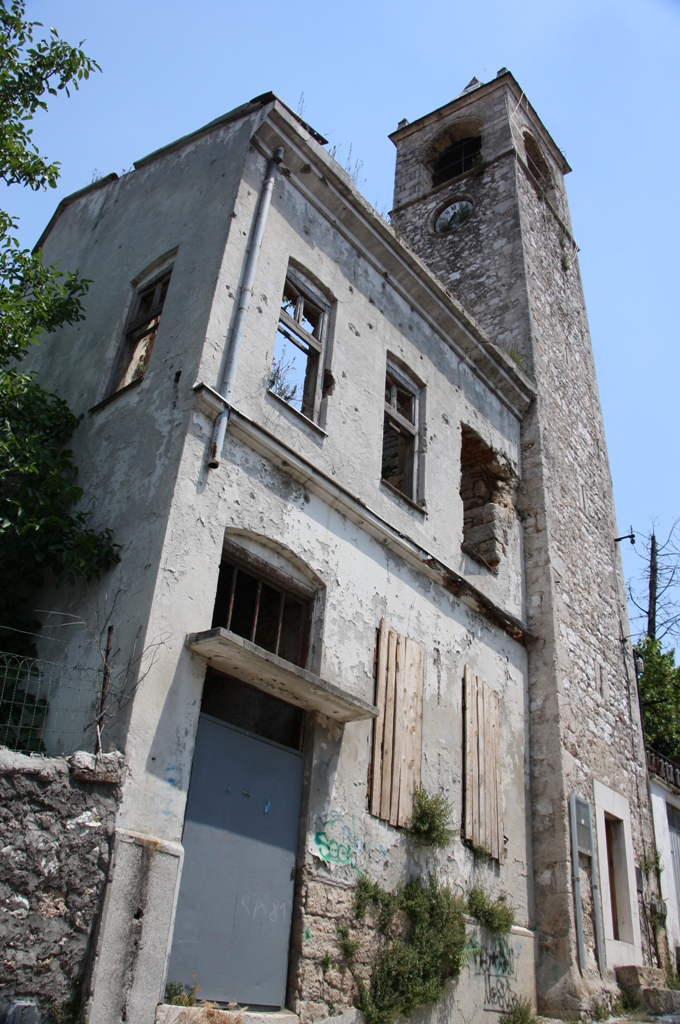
636, 635, 680, 758
0, 1, 118, 655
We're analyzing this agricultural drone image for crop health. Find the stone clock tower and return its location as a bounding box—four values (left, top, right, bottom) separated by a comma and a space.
390, 71, 658, 1010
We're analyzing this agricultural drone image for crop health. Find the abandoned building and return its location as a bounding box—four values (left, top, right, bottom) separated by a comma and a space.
1, 70, 669, 1024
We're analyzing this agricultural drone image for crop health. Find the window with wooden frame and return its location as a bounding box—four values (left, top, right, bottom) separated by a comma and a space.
211, 540, 315, 668
369, 619, 424, 827
110, 268, 172, 394
463, 665, 504, 863
268, 268, 330, 421
382, 363, 421, 501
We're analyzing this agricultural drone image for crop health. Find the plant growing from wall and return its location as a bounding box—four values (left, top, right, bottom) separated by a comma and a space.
462, 836, 494, 862
501, 996, 537, 1024
405, 787, 455, 848
340, 875, 467, 1024
466, 886, 515, 934
0, 1, 118, 658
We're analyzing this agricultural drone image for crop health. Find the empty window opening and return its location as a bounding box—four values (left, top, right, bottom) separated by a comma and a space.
431, 136, 481, 187
382, 364, 420, 501
211, 545, 315, 668
111, 268, 172, 393
524, 134, 552, 192
460, 426, 517, 573
201, 667, 304, 750
602, 812, 635, 945
605, 815, 622, 940
269, 270, 329, 421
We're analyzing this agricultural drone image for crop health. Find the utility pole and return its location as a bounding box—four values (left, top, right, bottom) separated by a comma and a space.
648, 532, 658, 639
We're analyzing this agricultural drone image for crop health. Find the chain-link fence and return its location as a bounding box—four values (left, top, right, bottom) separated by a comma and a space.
0, 650, 110, 756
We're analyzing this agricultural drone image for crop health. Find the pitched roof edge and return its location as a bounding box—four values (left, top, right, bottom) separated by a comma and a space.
33, 173, 119, 253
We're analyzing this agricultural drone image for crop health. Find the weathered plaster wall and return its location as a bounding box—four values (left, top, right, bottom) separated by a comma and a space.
196, 143, 526, 617
0, 750, 121, 1020
22, 112, 264, 754
20, 98, 539, 1024
118, 418, 533, 1019
390, 75, 658, 1010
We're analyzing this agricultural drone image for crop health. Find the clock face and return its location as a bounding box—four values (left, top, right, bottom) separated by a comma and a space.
434, 199, 473, 234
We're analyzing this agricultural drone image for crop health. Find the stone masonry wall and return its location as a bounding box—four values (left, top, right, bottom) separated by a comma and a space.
389, 76, 660, 1011
0, 749, 122, 1021
287, 869, 538, 1024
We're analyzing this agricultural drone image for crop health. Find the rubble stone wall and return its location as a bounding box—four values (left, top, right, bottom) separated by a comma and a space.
0, 749, 122, 1021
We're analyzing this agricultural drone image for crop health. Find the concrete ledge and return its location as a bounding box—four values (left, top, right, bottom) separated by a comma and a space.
186, 628, 378, 722
156, 1008, 299, 1024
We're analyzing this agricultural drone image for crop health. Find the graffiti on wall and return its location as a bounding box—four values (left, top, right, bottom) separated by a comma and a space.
467, 930, 520, 1012
312, 809, 363, 869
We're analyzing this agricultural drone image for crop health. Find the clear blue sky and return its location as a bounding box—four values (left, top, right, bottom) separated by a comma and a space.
9, 0, 680, 608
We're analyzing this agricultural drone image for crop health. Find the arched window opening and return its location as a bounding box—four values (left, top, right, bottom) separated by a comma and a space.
211, 538, 315, 667
431, 135, 481, 187
524, 134, 552, 191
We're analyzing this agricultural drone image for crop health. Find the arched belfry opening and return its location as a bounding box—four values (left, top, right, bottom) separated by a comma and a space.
523, 132, 552, 191
428, 121, 482, 188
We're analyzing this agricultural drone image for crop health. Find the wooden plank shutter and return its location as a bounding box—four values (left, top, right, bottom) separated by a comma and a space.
463, 664, 504, 863
370, 619, 424, 827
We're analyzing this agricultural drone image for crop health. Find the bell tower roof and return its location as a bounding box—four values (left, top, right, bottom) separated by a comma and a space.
389, 69, 571, 175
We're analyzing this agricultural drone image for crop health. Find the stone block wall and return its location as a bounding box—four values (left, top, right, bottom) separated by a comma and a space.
0, 749, 122, 1021
389, 73, 661, 1010
287, 869, 537, 1024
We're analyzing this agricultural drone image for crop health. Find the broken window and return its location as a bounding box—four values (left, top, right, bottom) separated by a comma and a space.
269, 269, 329, 421
460, 425, 517, 573
211, 541, 315, 668
382, 363, 420, 501
463, 665, 504, 863
431, 135, 481, 187
369, 619, 424, 827
201, 668, 304, 750
110, 268, 172, 394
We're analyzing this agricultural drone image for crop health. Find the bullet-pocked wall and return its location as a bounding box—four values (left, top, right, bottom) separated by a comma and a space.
102, 107, 537, 1019
22, 108, 266, 754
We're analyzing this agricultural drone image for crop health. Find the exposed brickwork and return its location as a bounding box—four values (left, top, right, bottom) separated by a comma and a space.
0, 751, 121, 1020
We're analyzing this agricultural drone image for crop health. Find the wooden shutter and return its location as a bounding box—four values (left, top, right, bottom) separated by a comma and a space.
463, 664, 504, 863
370, 619, 424, 827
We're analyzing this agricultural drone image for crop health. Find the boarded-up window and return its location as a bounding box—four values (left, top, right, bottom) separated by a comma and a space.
463, 665, 504, 863
369, 619, 424, 827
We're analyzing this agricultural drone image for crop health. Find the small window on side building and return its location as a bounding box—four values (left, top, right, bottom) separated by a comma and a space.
110, 268, 172, 394
382, 363, 421, 502
269, 269, 330, 422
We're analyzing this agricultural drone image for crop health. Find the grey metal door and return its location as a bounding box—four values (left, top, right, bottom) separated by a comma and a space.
168, 714, 303, 1006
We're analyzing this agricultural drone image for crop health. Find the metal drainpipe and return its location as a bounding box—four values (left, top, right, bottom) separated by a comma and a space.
208, 145, 285, 469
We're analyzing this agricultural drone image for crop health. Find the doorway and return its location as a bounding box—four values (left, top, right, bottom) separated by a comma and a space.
168, 671, 305, 1007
